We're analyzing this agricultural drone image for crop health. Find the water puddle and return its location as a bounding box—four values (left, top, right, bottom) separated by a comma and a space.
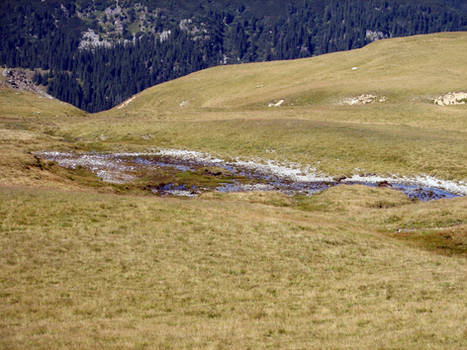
35, 151, 465, 201
150, 183, 198, 197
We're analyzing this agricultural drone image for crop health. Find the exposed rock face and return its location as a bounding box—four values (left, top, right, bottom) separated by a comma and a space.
434, 92, 467, 106
0, 68, 52, 98
159, 30, 172, 42
341, 94, 387, 105
365, 29, 389, 42
78, 29, 112, 50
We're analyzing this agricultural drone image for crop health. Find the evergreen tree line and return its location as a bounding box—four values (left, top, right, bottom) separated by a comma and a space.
1, 0, 466, 112
35, 30, 211, 111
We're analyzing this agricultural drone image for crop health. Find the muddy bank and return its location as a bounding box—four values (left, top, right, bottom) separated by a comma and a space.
35, 150, 465, 201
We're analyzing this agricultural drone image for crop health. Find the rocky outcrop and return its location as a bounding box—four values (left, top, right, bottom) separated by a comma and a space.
341, 94, 387, 105
78, 29, 112, 50
365, 29, 389, 42
434, 92, 467, 106
1, 68, 52, 98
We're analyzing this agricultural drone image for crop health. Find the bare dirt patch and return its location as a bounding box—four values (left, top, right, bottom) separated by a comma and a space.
117, 96, 136, 109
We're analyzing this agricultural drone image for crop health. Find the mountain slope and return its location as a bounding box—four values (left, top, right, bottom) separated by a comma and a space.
1, 0, 466, 112
111, 32, 467, 113
54, 32, 464, 181
0, 32, 466, 350
0, 86, 86, 187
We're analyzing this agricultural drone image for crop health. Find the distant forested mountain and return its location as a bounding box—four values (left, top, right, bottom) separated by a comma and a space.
1, 0, 466, 112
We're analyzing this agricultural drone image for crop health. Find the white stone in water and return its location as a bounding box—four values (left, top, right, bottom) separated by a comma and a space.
164, 189, 197, 197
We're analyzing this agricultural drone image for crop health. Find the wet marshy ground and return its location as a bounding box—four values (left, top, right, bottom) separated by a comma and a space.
35, 151, 463, 201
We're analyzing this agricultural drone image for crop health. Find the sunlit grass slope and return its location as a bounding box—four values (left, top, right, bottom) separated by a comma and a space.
0, 88, 86, 187
58, 32, 467, 180
0, 88, 85, 119
112, 32, 467, 112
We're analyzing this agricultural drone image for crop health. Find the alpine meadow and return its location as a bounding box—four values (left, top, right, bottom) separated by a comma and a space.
0, 2, 466, 349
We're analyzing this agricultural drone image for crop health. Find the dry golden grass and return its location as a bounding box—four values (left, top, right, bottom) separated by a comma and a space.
0, 33, 466, 349
0, 186, 466, 349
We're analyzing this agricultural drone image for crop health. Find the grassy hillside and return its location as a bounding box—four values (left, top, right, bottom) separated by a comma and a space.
0, 33, 466, 349
0, 88, 86, 187
55, 32, 467, 180
113, 32, 467, 112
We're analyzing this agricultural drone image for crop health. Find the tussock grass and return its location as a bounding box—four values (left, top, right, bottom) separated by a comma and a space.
0, 187, 466, 349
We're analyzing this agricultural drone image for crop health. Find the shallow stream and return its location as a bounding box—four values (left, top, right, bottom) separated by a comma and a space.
36, 151, 464, 201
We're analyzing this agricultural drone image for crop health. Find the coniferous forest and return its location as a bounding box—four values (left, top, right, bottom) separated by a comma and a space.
1, 0, 466, 112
